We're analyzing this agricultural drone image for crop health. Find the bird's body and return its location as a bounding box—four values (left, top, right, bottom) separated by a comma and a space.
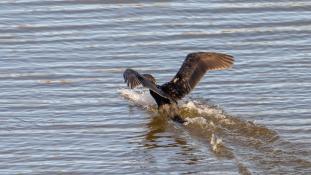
149, 88, 171, 107
123, 52, 234, 123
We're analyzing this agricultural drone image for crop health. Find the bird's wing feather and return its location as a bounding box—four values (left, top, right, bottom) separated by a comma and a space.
164, 52, 234, 99
123, 68, 173, 100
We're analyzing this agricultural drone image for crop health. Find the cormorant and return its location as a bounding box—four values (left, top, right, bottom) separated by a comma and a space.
123, 52, 234, 123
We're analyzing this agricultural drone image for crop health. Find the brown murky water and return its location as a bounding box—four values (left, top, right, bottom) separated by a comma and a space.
1, 1, 311, 174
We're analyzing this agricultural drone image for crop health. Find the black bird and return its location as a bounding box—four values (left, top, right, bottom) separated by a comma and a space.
123, 52, 234, 123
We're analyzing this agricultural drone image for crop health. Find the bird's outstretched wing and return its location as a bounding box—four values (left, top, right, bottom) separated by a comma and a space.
162, 52, 234, 100
123, 68, 173, 100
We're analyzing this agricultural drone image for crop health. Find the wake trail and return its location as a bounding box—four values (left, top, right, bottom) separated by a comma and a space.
119, 88, 311, 174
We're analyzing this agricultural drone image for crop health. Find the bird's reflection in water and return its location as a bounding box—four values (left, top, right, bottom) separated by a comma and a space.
143, 114, 200, 166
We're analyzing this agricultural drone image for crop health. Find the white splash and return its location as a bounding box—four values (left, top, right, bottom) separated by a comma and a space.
211, 133, 223, 152
184, 117, 208, 128
118, 88, 156, 108
119, 88, 235, 126
181, 101, 236, 126
181, 101, 223, 117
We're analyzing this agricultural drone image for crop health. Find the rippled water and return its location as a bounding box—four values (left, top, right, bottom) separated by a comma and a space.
1, 0, 311, 174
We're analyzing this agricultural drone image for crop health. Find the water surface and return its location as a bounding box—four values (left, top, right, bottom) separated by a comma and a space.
1, 0, 311, 174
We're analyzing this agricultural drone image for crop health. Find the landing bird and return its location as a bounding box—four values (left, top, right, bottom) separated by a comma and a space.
123, 52, 234, 123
